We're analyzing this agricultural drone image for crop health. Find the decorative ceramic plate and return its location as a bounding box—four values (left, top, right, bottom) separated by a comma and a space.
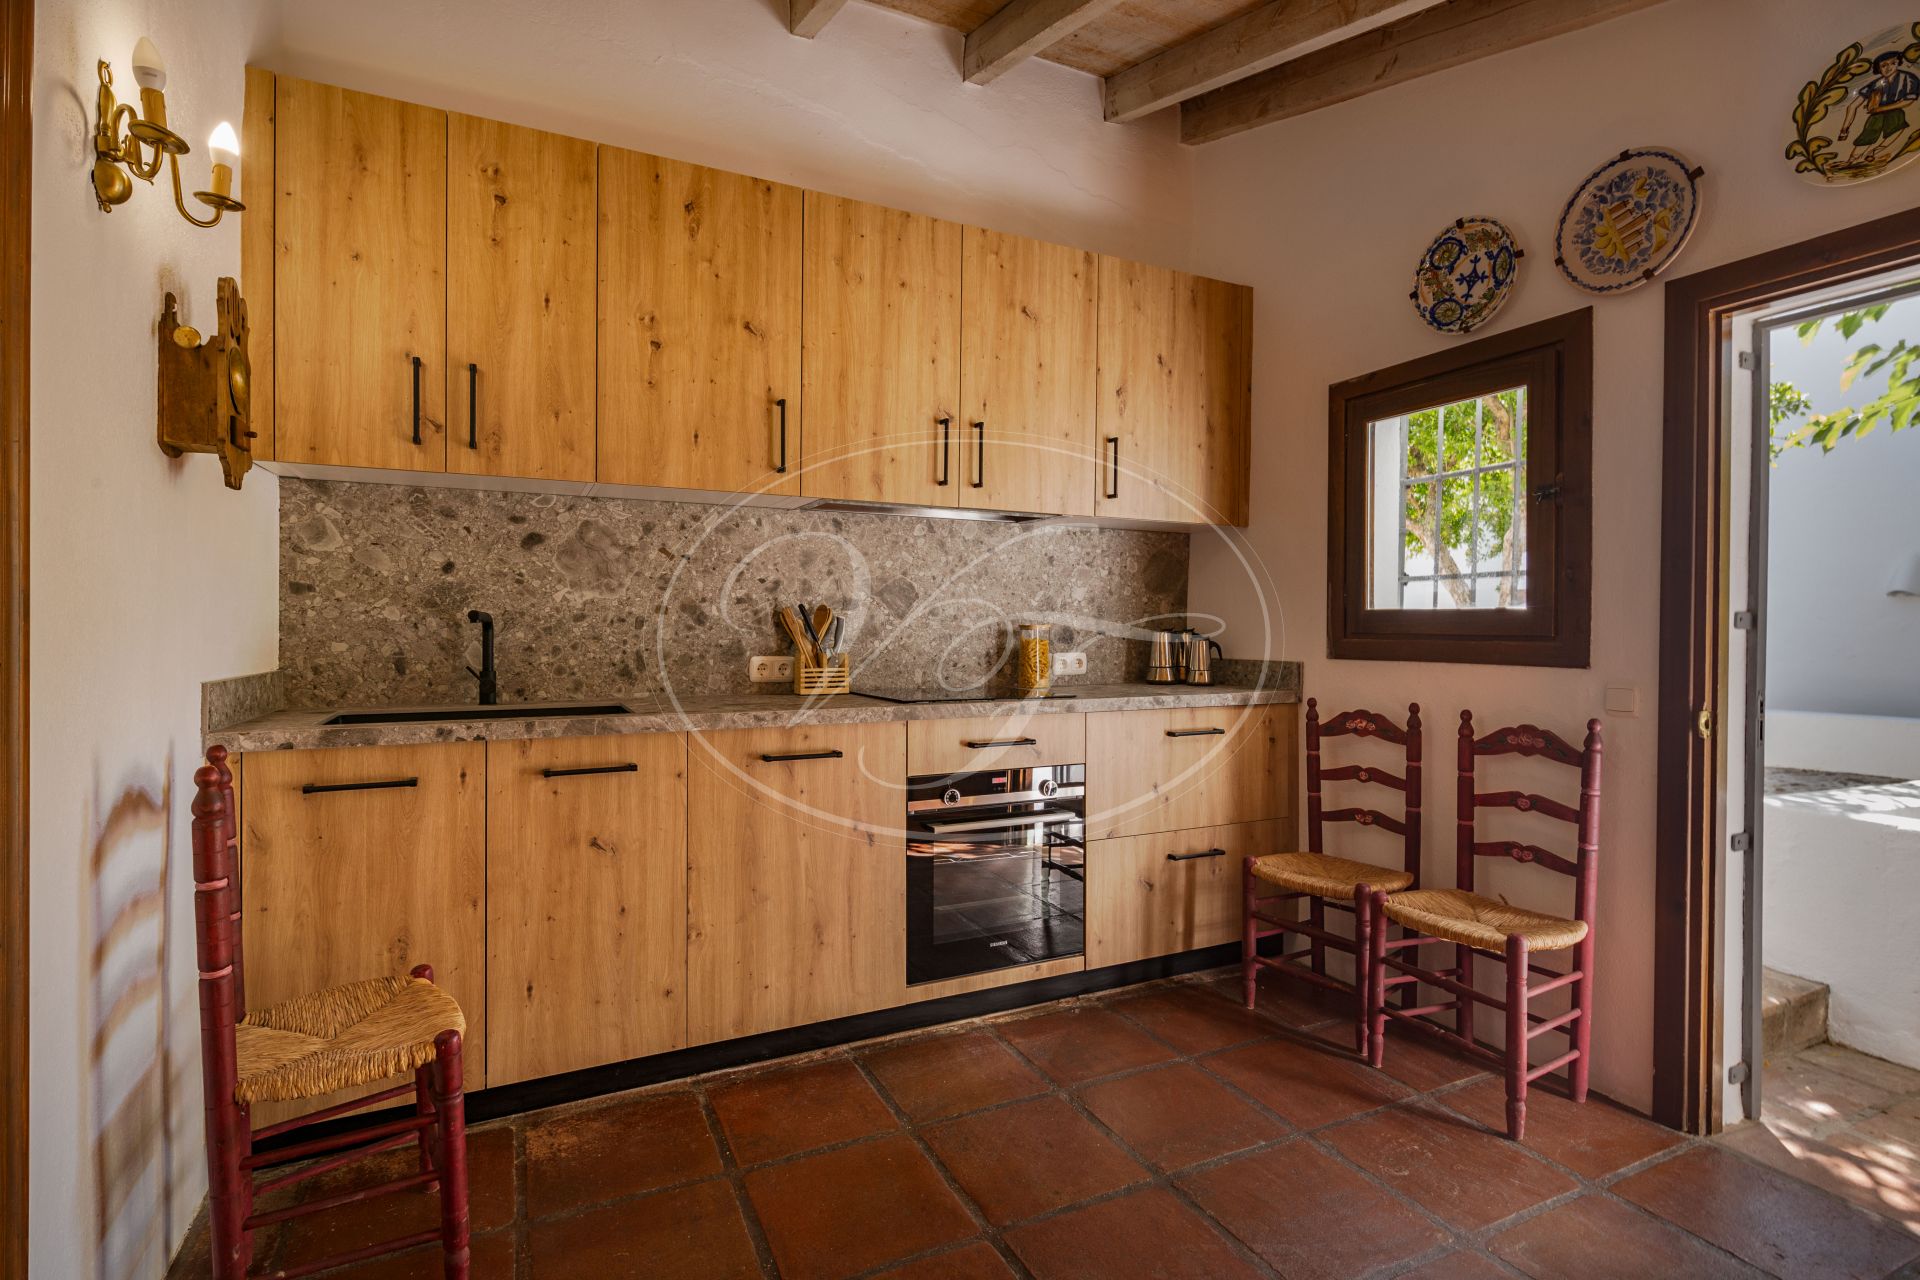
1411, 217, 1521, 335
1554, 148, 1703, 294
1786, 22, 1920, 186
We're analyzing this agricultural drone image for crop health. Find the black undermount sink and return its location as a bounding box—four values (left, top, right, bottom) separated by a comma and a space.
322, 703, 632, 726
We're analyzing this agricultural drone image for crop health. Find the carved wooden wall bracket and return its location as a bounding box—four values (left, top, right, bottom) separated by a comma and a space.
158, 276, 253, 489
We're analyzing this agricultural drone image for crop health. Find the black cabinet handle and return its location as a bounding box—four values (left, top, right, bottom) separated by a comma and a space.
467, 362, 478, 450
774, 397, 788, 474
972, 421, 985, 489
542, 763, 639, 778
1105, 436, 1119, 499
937, 417, 951, 486
963, 737, 1037, 749
302, 777, 418, 796
759, 749, 845, 763
1166, 727, 1227, 738
410, 355, 423, 446
1167, 848, 1228, 862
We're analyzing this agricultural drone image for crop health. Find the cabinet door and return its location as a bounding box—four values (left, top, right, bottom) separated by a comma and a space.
960, 227, 1097, 516
1087, 820, 1287, 967
906, 711, 1086, 778
240, 743, 485, 1124
1094, 258, 1252, 525
599, 150, 803, 494
486, 735, 686, 1084
686, 721, 905, 1043
276, 77, 446, 471
447, 115, 596, 482
802, 193, 960, 506
1086, 704, 1294, 840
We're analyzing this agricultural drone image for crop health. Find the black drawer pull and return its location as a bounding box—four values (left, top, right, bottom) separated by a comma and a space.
774, 397, 789, 474
963, 737, 1037, 749
1167, 848, 1227, 862
302, 777, 418, 796
972, 421, 985, 489
1105, 436, 1119, 499
759, 749, 845, 763
542, 763, 639, 779
1165, 727, 1227, 738
937, 416, 951, 486
409, 354, 423, 446
467, 362, 478, 450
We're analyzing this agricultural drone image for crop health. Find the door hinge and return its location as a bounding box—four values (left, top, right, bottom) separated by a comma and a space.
1733, 610, 1757, 629
1731, 830, 1753, 853
1737, 350, 1756, 371
1696, 708, 1713, 740
1728, 1061, 1750, 1085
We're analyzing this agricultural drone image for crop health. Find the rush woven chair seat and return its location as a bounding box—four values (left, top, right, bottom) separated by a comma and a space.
235, 976, 466, 1105
1252, 852, 1415, 899
1380, 888, 1588, 954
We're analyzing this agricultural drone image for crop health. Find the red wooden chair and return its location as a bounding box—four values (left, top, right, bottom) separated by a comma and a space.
1242, 699, 1422, 1050
191, 746, 472, 1278
1365, 713, 1602, 1140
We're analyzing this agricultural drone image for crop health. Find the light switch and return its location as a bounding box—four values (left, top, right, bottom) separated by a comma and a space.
1604, 686, 1638, 716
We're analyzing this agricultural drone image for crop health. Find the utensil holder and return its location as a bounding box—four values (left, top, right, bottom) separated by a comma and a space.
793, 654, 851, 696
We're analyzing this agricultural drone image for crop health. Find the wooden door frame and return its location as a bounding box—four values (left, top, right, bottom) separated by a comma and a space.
1653, 207, 1920, 1133
1, 0, 29, 1268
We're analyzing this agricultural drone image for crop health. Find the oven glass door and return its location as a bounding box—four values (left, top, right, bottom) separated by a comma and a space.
906, 816, 1085, 986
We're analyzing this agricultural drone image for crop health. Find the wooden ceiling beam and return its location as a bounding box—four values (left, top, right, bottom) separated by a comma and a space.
1180, 0, 1671, 144
1103, 0, 1425, 123
789, 0, 853, 39
964, 0, 1126, 85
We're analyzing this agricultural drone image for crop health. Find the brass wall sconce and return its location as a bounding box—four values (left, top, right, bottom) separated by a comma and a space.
92, 37, 244, 228
158, 278, 255, 489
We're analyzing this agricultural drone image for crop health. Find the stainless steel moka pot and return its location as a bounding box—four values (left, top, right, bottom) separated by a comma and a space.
1146, 629, 1181, 683
1183, 633, 1223, 686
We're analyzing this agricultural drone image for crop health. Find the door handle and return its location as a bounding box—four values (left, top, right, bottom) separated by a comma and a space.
302, 777, 419, 795
466, 362, 478, 450
1166, 848, 1227, 862
1165, 727, 1227, 738
758, 749, 845, 763
937, 417, 951, 486
972, 421, 985, 489
962, 737, 1037, 749
774, 397, 788, 474
541, 763, 639, 778
409, 354, 423, 446
1105, 436, 1119, 499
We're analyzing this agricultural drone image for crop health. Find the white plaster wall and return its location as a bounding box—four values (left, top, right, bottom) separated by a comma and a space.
1186, 0, 1920, 1112
1768, 709, 1920, 778
29, 3, 280, 1277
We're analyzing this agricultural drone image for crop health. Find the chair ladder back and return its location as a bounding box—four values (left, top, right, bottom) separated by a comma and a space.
208, 744, 244, 1013
1456, 714, 1604, 913
1313, 699, 1422, 880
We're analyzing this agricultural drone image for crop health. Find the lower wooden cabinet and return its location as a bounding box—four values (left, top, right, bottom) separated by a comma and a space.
1086, 819, 1288, 967
1086, 704, 1296, 839
906, 711, 1085, 777
239, 741, 487, 1124
485, 734, 688, 1084
685, 721, 906, 1044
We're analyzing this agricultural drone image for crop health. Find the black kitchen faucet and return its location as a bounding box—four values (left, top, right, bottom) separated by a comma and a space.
467, 609, 498, 705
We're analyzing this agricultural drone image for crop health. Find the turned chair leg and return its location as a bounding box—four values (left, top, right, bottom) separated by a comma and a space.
1366, 890, 1389, 1068
1308, 898, 1327, 976
1241, 858, 1259, 1010
1505, 934, 1529, 1140
1570, 932, 1594, 1104
409, 964, 441, 1182
431, 1029, 472, 1280
1351, 883, 1373, 1053
1455, 944, 1473, 1041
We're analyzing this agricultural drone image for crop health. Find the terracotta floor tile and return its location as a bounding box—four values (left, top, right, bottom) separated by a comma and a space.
708, 1056, 897, 1165
1765, 1053, 1901, 1132
868, 1240, 1016, 1279
328, 1229, 516, 1280
1217, 970, 1353, 1028
860, 1029, 1047, 1123
1078, 1062, 1289, 1171
744, 1133, 976, 1279
523, 1089, 719, 1218
994, 1006, 1176, 1086
923, 1094, 1146, 1225
1390, 1250, 1516, 1280
1615, 1144, 1920, 1279
1489, 1193, 1755, 1280
1177, 1141, 1448, 1278
1801, 1044, 1920, 1096
1201, 1035, 1412, 1129
1441, 1077, 1683, 1178
1104, 983, 1279, 1055
1719, 1119, 1920, 1234
529, 1178, 760, 1280
1003, 1186, 1264, 1280
1322, 1101, 1575, 1231
1354, 1024, 1491, 1091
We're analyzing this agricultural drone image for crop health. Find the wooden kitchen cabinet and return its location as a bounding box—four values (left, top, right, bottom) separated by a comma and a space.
686, 721, 906, 1043
1095, 258, 1252, 525
1086, 704, 1294, 840
906, 711, 1086, 777
275, 77, 447, 471
599, 149, 804, 494
1087, 819, 1287, 967
802, 193, 961, 506
485, 735, 687, 1083
447, 114, 597, 482
959, 228, 1097, 516
239, 742, 486, 1123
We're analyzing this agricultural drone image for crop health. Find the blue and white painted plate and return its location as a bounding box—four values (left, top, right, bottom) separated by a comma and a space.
1411, 217, 1521, 335
1555, 148, 1702, 294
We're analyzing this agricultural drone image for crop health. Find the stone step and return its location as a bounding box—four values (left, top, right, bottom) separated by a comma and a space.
1762, 967, 1830, 1057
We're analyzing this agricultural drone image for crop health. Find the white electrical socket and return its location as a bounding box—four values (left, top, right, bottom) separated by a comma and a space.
749, 656, 794, 682
1052, 651, 1088, 676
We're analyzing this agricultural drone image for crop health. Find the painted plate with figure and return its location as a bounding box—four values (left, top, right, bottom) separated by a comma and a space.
1786, 22, 1920, 186
1411, 217, 1521, 335
1554, 148, 1702, 294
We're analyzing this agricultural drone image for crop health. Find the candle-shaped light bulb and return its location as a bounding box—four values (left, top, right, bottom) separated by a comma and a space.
130, 37, 167, 91
207, 120, 238, 200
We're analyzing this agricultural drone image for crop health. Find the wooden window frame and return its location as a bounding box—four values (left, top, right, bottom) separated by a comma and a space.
1327, 308, 1592, 667
2, 0, 28, 1268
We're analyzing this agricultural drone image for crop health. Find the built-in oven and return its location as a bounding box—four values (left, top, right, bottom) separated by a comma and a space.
905, 763, 1085, 986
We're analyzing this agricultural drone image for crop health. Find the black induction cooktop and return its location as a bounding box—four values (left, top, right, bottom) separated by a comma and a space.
854, 686, 1078, 704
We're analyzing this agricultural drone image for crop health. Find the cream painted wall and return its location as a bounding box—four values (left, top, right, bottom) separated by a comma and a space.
1186, 0, 1920, 1111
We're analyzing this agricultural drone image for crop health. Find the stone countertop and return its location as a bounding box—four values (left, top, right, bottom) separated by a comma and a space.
210, 682, 1300, 753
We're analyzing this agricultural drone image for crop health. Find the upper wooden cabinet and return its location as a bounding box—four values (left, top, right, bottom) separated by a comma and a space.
275, 77, 447, 471
446, 114, 597, 482
599, 150, 803, 494
802, 193, 961, 506
1095, 258, 1252, 525
960, 228, 1097, 517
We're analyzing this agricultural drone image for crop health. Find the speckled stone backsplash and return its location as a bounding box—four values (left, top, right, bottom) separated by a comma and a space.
279, 480, 1190, 708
